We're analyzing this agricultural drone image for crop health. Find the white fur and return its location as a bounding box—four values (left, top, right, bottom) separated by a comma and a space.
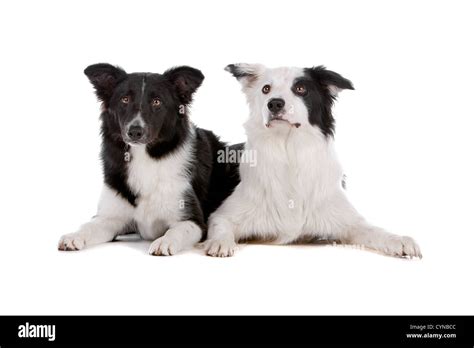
206, 65, 422, 258
58, 127, 202, 255
148, 220, 202, 256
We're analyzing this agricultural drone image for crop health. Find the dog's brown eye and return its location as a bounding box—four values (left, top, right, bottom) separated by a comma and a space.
295, 85, 306, 95
121, 96, 130, 104
152, 98, 161, 107
262, 85, 271, 94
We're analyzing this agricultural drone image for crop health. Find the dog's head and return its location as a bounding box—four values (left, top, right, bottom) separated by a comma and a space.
225, 64, 353, 136
84, 63, 204, 145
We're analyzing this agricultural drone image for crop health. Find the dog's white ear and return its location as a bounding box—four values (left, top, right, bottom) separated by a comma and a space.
225, 63, 265, 87
307, 66, 354, 97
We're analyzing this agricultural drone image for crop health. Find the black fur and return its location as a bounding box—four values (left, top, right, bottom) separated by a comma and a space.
295, 66, 354, 137
84, 63, 127, 109
84, 63, 240, 239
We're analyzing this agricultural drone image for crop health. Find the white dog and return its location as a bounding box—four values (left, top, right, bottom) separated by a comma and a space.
205, 64, 422, 258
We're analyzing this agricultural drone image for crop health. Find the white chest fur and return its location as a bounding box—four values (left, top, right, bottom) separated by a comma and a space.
231, 125, 346, 242
126, 136, 194, 240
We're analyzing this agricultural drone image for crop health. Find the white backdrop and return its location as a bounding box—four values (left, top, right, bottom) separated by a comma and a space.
1, 0, 473, 315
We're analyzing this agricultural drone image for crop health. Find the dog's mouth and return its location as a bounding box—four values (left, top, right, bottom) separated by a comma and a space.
125, 139, 147, 146
265, 115, 301, 128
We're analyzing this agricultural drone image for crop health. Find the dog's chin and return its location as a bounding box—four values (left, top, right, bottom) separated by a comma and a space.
123, 138, 148, 147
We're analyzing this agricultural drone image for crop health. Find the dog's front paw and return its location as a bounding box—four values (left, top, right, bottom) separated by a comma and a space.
205, 239, 238, 257
149, 236, 182, 256
58, 233, 86, 251
377, 235, 422, 259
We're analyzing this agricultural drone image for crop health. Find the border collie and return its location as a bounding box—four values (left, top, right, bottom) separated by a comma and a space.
58, 63, 240, 255
204, 64, 422, 258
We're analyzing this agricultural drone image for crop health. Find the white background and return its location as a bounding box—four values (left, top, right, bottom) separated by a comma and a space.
1, 0, 473, 315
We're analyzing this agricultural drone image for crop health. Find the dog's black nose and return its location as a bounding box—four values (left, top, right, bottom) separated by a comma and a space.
127, 125, 144, 141
267, 98, 285, 113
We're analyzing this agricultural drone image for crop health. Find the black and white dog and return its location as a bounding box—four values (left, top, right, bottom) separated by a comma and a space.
205, 64, 422, 258
58, 64, 240, 255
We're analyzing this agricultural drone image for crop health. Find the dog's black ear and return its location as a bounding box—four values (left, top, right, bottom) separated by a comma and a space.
84, 63, 127, 103
225, 63, 264, 88
163, 66, 204, 105
306, 66, 354, 97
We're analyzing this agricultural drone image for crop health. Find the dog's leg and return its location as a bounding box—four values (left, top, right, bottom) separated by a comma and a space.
204, 215, 238, 257
148, 220, 202, 256
341, 223, 422, 258
58, 186, 133, 251
58, 216, 130, 251
323, 193, 422, 258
